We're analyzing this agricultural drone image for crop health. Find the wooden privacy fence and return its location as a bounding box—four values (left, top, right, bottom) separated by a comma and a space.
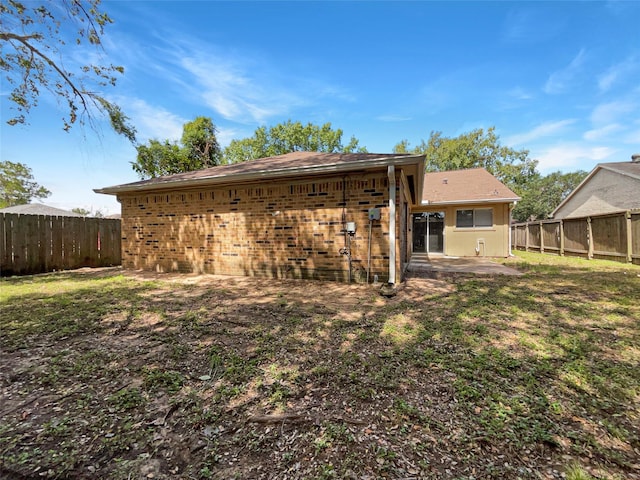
511, 210, 640, 265
0, 213, 121, 276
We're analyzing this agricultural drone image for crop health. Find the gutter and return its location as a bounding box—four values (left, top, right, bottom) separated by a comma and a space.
388, 165, 396, 285
421, 197, 520, 206
94, 154, 425, 196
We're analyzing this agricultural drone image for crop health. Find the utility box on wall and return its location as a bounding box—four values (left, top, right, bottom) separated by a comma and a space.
368, 207, 381, 221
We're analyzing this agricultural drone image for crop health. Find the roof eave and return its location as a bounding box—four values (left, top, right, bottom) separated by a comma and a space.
421, 197, 520, 206
94, 154, 425, 196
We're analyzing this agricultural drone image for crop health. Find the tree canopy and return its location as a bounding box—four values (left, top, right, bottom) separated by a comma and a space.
0, 160, 51, 208
512, 170, 588, 222
394, 127, 538, 194
0, 0, 135, 139
223, 120, 366, 164
131, 117, 222, 179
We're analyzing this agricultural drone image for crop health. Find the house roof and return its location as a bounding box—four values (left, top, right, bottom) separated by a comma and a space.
95, 151, 426, 203
551, 159, 640, 217
421, 168, 520, 206
0, 203, 84, 217
598, 161, 640, 180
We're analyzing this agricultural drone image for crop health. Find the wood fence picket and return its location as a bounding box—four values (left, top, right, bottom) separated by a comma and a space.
0, 213, 121, 276
511, 210, 640, 265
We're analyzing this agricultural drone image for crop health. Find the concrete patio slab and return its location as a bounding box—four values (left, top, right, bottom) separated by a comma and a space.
407, 253, 523, 276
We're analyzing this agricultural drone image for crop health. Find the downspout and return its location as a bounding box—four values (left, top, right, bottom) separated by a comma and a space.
509, 201, 516, 256
388, 165, 396, 285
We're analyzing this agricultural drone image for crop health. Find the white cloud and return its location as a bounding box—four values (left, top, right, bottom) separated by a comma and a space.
105, 25, 353, 127
505, 120, 575, 146
216, 127, 244, 148
595, 56, 639, 92
590, 100, 637, 125
174, 48, 350, 124
534, 144, 616, 173
583, 123, 623, 141
178, 54, 278, 123
544, 49, 587, 94
122, 98, 186, 142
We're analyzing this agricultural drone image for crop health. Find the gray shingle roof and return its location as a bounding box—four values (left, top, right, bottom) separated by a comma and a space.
0, 204, 84, 217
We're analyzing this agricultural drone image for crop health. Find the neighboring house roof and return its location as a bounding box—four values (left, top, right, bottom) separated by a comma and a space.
421, 168, 520, 206
0, 203, 84, 217
95, 151, 426, 204
551, 159, 640, 217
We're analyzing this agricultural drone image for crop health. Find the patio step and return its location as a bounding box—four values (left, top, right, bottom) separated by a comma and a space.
409, 253, 433, 266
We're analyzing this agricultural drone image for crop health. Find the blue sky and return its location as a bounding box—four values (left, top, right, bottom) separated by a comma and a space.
2, 1, 639, 215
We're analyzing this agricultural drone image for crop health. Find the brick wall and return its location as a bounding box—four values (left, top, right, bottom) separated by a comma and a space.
118, 171, 399, 282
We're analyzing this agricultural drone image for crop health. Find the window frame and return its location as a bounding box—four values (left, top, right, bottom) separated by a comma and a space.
455, 207, 494, 229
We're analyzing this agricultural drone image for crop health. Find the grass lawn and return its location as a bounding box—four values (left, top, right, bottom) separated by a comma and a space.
1, 252, 639, 479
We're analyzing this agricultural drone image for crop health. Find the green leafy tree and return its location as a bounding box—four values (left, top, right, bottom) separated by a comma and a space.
132, 140, 185, 179
512, 170, 588, 222
71, 207, 104, 217
0, 160, 51, 207
393, 127, 538, 194
224, 120, 367, 164
180, 116, 222, 168
0, 0, 136, 140
72, 207, 92, 216
131, 116, 222, 178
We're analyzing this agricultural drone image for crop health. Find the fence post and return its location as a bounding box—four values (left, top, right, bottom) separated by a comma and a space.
587, 217, 593, 259
539, 221, 544, 254
626, 211, 633, 263
559, 220, 565, 256
525, 223, 529, 252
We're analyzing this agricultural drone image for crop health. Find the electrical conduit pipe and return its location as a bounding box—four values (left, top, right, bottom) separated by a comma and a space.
388, 165, 396, 285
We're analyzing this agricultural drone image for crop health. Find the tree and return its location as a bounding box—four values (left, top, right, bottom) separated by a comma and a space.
1, 0, 136, 140
0, 160, 51, 207
131, 116, 222, 178
393, 127, 538, 194
72, 207, 92, 217
512, 170, 588, 222
223, 120, 367, 164
180, 116, 222, 169
72, 207, 104, 217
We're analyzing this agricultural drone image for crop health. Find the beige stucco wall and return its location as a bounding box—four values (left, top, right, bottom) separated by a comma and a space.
417, 202, 512, 257
554, 169, 640, 219
116, 170, 408, 282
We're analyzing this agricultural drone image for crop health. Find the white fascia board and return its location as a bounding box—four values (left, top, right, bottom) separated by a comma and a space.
421, 197, 520, 206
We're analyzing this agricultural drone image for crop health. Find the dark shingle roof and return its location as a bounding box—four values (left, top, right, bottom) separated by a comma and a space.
95, 151, 425, 195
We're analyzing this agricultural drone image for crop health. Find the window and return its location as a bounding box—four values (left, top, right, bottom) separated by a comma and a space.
456, 209, 474, 228
456, 208, 493, 228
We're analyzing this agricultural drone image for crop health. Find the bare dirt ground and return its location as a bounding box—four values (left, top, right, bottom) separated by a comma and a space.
1, 266, 638, 480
